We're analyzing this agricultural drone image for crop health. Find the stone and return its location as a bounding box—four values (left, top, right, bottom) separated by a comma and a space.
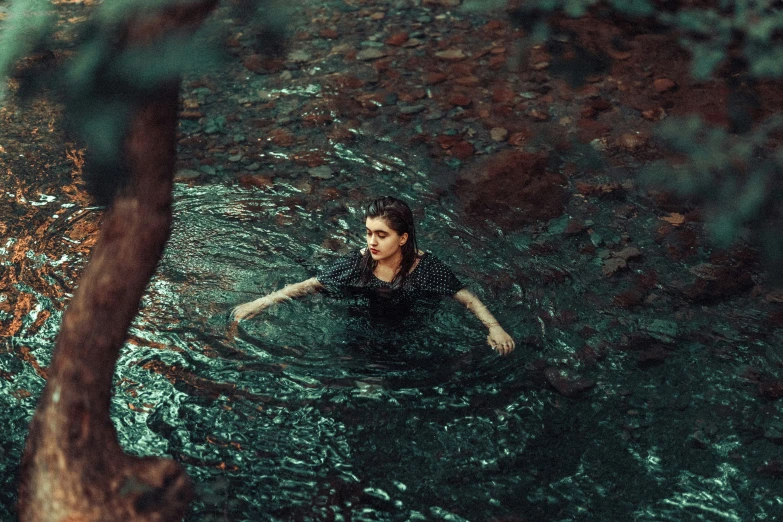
653, 78, 677, 93
448, 94, 471, 107
434, 49, 466, 61
528, 109, 550, 121
385, 32, 409, 46
491, 87, 515, 104
424, 0, 461, 5
287, 50, 312, 63
243, 54, 284, 74
308, 166, 334, 179
238, 175, 273, 189
455, 150, 568, 229
613, 246, 642, 261
424, 72, 448, 85
356, 48, 387, 61
174, 169, 200, 181
602, 257, 627, 276
450, 141, 474, 160
642, 107, 667, 121
490, 127, 508, 142
455, 75, 480, 86
545, 368, 595, 397
617, 132, 647, 150
399, 104, 427, 114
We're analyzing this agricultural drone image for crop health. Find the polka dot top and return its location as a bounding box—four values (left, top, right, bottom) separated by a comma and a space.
317, 250, 465, 302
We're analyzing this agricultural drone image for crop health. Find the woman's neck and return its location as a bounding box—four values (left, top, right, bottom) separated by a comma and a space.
376, 250, 403, 271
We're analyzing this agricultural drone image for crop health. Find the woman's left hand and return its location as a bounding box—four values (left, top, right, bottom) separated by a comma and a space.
487, 325, 515, 356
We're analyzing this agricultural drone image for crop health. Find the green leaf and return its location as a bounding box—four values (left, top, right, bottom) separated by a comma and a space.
564, 0, 589, 17
749, 46, 783, 77
707, 212, 738, 247
610, 0, 653, 17
461, 0, 507, 11
0, 0, 53, 84
688, 42, 725, 80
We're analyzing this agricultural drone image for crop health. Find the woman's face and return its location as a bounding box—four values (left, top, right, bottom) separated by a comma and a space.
366, 216, 408, 263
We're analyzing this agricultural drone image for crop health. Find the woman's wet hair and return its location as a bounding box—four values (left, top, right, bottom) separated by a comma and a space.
359, 196, 419, 289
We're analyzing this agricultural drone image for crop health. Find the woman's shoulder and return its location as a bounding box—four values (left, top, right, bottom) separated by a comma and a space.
415, 251, 456, 275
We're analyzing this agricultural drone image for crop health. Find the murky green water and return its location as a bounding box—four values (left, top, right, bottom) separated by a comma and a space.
0, 21, 782, 519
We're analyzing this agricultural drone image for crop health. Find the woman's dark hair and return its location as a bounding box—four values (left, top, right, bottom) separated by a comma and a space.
359, 196, 419, 289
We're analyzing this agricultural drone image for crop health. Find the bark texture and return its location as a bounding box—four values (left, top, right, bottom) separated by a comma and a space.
19, 2, 218, 521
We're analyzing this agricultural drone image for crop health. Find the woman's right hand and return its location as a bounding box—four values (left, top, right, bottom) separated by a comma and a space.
231, 297, 270, 321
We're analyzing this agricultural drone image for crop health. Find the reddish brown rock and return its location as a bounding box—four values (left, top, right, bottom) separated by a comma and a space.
491, 87, 515, 103
385, 32, 409, 46
455, 150, 569, 229
333, 75, 366, 90
488, 55, 506, 69
448, 93, 472, 107
319, 28, 339, 39
436, 134, 463, 150
483, 20, 504, 31
642, 107, 667, 121
424, 72, 448, 85
677, 263, 754, 302
450, 141, 475, 160
528, 108, 550, 121
617, 132, 647, 150
507, 131, 529, 146
577, 118, 611, 142
269, 129, 296, 147
243, 54, 285, 74
435, 49, 466, 61
238, 175, 274, 189
653, 78, 677, 93
455, 75, 480, 86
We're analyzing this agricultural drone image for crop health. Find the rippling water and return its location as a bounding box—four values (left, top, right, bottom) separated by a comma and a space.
1, 69, 782, 522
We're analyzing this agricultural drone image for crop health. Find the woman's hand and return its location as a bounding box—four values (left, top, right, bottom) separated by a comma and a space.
487, 325, 515, 356
231, 297, 270, 321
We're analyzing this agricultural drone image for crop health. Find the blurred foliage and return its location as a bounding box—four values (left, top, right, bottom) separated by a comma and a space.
0, 0, 286, 204
467, 0, 783, 279
644, 116, 783, 270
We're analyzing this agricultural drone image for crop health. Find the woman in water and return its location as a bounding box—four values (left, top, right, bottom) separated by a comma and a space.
232, 196, 516, 355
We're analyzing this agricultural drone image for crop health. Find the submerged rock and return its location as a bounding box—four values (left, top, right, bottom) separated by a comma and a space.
544, 367, 595, 397
456, 150, 569, 230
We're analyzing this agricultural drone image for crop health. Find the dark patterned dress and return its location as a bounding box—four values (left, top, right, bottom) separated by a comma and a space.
316, 250, 464, 320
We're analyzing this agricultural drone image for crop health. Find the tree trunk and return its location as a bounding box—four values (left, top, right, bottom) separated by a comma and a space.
19, 2, 218, 520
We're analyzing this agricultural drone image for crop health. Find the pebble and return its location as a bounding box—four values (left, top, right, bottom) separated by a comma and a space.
399, 104, 427, 114
309, 166, 334, 179
653, 78, 677, 93
287, 50, 312, 63
174, 169, 201, 180
434, 49, 466, 61
356, 48, 387, 61
490, 127, 508, 142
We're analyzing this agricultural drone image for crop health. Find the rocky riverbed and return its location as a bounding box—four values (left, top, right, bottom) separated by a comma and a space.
1, 0, 783, 520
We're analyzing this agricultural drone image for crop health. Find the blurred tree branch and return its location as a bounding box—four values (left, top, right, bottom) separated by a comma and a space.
11, 0, 219, 520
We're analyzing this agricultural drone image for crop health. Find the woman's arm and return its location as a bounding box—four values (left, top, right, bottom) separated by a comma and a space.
231, 277, 324, 320
453, 288, 515, 355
